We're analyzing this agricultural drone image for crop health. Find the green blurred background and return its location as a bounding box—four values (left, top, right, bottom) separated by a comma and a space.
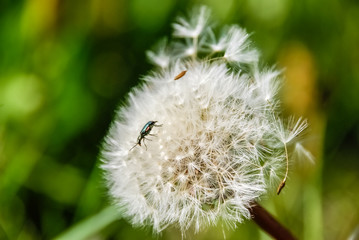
0, 0, 358, 239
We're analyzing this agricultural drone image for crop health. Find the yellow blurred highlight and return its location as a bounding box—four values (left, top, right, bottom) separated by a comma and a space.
279, 42, 317, 116
21, 0, 58, 41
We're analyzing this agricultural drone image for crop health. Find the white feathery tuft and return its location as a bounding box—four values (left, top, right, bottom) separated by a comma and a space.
223, 26, 259, 64
173, 6, 211, 38
146, 38, 171, 69
203, 28, 228, 53
274, 116, 308, 144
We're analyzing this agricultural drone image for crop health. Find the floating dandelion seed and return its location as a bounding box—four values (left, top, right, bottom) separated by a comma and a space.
101, 5, 310, 234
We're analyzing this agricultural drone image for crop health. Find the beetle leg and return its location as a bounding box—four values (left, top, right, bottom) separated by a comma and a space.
154, 124, 162, 127
143, 140, 148, 151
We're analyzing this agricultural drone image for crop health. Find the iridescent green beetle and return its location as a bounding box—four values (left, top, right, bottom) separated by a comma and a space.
129, 121, 162, 151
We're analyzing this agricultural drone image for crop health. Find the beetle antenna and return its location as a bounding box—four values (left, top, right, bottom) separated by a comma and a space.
129, 143, 138, 151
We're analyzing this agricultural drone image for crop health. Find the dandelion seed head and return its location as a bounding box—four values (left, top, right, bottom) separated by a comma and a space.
101, 5, 310, 235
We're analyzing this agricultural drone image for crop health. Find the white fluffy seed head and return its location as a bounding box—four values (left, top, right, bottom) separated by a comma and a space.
101, 6, 309, 234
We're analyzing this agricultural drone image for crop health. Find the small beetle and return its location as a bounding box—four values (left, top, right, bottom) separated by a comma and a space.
129, 121, 162, 151
174, 70, 187, 80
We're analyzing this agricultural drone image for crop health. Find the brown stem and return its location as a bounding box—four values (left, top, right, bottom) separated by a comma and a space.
250, 202, 297, 240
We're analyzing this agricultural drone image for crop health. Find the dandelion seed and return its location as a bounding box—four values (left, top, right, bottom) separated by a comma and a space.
174, 70, 187, 80
146, 38, 171, 68
204, 28, 228, 53
223, 26, 259, 64
173, 6, 211, 38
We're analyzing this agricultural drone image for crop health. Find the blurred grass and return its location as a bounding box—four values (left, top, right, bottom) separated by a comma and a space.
0, 0, 358, 239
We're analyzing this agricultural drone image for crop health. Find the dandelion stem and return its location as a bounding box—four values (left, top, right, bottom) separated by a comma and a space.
250, 202, 297, 240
